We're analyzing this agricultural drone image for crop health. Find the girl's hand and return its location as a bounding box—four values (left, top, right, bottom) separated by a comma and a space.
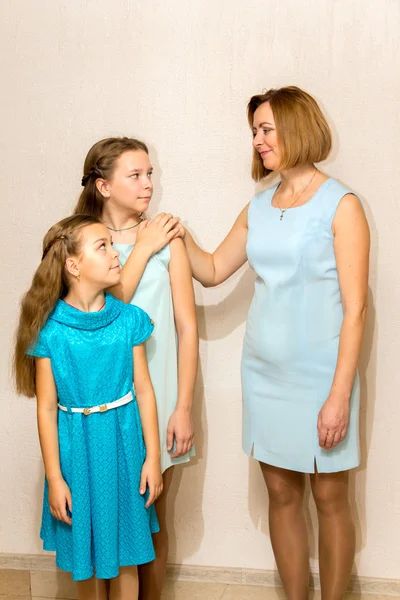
136, 213, 182, 256
48, 478, 72, 525
167, 407, 195, 458
317, 395, 350, 450
140, 458, 163, 508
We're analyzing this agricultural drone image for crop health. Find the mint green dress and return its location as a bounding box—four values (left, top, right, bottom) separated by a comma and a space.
114, 243, 195, 473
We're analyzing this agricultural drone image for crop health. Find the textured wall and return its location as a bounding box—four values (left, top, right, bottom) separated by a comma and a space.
1, 0, 399, 580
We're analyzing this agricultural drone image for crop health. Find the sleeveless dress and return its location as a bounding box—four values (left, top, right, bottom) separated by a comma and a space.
28, 294, 159, 581
114, 243, 195, 473
242, 178, 361, 473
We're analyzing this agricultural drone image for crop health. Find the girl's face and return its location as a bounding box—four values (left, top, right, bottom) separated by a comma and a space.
67, 223, 121, 289
252, 102, 282, 171
105, 150, 153, 214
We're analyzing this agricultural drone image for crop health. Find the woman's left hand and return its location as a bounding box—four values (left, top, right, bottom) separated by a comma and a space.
317, 396, 350, 450
167, 407, 195, 458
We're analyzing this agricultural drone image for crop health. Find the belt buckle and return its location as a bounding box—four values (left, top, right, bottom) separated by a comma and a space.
83, 407, 91, 416
99, 404, 108, 413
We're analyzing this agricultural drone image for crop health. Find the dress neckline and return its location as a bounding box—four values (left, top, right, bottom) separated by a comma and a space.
50, 292, 122, 330
270, 177, 333, 212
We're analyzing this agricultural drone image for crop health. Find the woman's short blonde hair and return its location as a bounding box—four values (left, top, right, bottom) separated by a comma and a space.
247, 86, 332, 181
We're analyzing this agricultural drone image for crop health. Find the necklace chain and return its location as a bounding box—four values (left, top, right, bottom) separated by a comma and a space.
274, 168, 318, 221
105, 219, 143, 233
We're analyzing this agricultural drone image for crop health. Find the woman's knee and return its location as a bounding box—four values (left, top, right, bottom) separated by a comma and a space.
311, 472, 350, 516
261, 463, 305, 508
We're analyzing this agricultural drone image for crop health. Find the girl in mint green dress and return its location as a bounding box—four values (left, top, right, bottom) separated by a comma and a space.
75, 137, 198, 600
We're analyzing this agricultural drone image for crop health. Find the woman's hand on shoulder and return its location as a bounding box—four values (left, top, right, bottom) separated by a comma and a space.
48, 477, 72, 525
140, 457, 163, 507
136, 213, 182, 257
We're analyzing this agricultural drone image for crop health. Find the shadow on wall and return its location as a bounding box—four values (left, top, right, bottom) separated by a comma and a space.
349, 193, 377, 594
166, 361, 206, 562
197, 268, 257, 342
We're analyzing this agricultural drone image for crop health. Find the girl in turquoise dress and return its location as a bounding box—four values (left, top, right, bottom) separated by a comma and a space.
177, 87, 370, 599
14, 215, 162, 600
75, 138, 198, 600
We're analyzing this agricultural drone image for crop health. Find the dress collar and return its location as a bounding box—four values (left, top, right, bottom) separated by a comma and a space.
49, 293, 122, 330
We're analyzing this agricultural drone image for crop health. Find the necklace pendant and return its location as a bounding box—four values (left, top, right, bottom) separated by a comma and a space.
280, 213, 284, 221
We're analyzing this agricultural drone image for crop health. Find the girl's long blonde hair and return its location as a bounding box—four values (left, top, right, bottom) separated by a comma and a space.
14, 214, 100, 397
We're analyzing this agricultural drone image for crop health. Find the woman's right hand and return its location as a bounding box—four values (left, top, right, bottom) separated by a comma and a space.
136, 213, 182, 256
48, 477, 72, 525
172, 222, 186, 240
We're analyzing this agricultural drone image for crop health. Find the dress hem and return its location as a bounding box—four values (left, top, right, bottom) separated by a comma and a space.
244, 446, 360, 474
40, 546, 157, 581
161, 447, 196, 474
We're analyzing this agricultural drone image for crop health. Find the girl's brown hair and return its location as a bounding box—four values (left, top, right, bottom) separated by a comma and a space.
14, 214, 101, 397
247, 86, 332, 181
74, 137, 149, 217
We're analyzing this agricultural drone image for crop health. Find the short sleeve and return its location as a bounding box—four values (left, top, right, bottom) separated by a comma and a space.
26, 329, 51, 358
126, 304, 155, 346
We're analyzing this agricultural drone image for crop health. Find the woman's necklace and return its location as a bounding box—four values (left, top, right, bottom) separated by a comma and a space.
105, 219, 143, 234
274, 168, 317, 221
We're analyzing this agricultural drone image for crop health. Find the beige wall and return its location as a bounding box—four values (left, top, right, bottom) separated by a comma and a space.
1, 0, 399, 581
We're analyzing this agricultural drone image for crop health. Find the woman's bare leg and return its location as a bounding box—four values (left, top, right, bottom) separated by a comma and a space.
260, 462, 310, 600
138, 466, 175, 600
311, 470, 355, 600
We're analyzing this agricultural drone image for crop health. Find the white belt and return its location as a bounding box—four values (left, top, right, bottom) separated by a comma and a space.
58, 391, 133, 416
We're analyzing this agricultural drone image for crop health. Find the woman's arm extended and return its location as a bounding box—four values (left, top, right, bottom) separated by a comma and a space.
182, 204, 249, 287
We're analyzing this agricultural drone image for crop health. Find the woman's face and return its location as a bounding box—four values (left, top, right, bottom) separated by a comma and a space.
252, 102, 281, 171
104, 150, 153, 215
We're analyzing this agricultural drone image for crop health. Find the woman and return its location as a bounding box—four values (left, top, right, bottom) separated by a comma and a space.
178, 86, 370, 600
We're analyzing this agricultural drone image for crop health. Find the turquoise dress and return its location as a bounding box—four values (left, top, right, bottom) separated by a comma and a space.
114, 244, 195, 473
242, 178, 361, 473
28, 294, 159, 581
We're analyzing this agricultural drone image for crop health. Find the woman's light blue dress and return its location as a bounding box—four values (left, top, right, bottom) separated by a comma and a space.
242, 178, 361, 473
114, 244, 195, 473
28, 294, 159, 580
